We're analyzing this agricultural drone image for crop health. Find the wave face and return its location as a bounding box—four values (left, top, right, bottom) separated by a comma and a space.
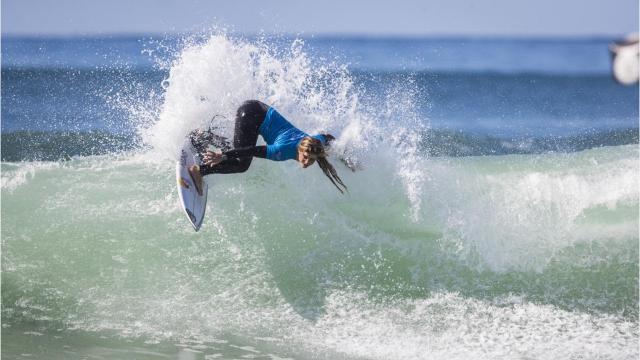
2, 34, 639, 359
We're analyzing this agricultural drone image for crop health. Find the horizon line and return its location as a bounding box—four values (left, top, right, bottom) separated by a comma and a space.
1, 30, 631, 41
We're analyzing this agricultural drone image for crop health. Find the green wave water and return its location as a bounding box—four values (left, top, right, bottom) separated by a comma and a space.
2, 144, 638, 359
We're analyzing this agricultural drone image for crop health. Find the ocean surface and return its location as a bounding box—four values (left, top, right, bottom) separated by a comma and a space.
2, 33, 638, 359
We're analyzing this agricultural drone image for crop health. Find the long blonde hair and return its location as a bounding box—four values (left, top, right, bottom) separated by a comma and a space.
298, 137, 348, 194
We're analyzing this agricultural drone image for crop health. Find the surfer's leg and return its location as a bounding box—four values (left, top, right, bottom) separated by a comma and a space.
233, 100, 268, 148
199, 100, 268, 175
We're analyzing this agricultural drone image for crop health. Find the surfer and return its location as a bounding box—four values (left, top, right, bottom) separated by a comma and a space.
188, 100, 348, 194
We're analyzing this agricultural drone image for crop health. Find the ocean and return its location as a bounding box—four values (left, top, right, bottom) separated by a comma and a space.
1, 33, 638, 359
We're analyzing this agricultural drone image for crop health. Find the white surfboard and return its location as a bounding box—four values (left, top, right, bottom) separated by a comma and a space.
176, 138, 208, 231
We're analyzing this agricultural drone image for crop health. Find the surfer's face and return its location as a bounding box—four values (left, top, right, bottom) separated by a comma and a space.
297, 137, 323, 168
297, 151, 316, 168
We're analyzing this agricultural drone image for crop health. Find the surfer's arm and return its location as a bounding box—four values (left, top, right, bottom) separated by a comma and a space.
223, 146, 267, 159
201, 146, 266, 174
204, 146, 266, 164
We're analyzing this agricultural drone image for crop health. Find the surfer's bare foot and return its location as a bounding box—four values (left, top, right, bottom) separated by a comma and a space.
188, 165, 204, 196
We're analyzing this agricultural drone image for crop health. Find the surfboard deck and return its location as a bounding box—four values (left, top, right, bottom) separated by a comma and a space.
176, 138, 208, 231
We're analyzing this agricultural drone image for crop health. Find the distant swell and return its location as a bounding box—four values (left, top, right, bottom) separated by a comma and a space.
2, 127, 637, 162
1, 131, 139, 161
421, 127, 639, 157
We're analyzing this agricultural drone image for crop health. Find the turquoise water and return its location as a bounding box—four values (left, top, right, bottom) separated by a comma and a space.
2, 33, 639, 359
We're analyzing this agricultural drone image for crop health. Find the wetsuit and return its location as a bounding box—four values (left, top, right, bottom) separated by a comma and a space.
199, 100, 328, 175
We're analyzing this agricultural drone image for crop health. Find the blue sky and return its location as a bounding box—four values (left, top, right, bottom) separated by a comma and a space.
2, 0, 638, 37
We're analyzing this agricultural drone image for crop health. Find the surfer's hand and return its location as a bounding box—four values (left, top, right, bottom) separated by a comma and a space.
203, 151, 225, 167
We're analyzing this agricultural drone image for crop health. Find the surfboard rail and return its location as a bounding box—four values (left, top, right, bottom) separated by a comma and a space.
176, 139, 208, 231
